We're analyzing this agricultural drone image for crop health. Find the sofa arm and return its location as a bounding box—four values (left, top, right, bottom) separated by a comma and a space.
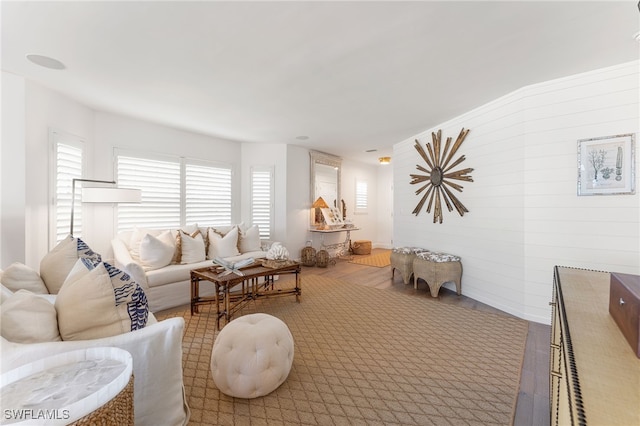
1, 318, 189, 426
111, 237, 148, 289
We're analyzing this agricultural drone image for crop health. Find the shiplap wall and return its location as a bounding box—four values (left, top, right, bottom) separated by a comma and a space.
394, 61, 639, 324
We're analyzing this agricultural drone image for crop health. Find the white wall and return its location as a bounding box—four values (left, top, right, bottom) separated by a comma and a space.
91, 112, 243, 256
240, 142, 287, 241
21, 80, 95, 268
394, 61, 640, 324
1, 72, 26, 266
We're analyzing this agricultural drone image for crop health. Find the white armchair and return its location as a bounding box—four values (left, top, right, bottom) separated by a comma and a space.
0, 286, 190, 426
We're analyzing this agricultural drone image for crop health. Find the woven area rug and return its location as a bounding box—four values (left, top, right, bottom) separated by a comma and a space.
157, 275, 528, 425
348, 250, 391, 267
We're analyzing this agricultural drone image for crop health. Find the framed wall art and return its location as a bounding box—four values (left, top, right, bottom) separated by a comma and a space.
577, 133, 635, 196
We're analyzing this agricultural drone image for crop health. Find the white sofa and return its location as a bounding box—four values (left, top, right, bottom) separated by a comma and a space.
112, 225, 271, 312
0, 284, 190, 426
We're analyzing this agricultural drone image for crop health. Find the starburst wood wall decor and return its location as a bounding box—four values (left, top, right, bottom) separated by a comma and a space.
410, 128, 474, 224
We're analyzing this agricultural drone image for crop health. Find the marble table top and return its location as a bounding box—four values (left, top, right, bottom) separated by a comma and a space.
1, 347, 132, 425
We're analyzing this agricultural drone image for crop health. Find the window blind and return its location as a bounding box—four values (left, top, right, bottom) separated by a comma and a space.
355, 180, 368, 213
185, 163, 232, 227
250, 167, 273, 239
55, 141, 83, 243
116, 155, 181, 231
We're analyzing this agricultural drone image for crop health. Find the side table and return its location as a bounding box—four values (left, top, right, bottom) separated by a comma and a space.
1, 347, 133, 425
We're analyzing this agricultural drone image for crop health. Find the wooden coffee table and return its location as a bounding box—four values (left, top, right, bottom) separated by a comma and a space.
190, 260, 301, 329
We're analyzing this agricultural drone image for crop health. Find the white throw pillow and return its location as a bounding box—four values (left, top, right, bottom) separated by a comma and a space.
1, 289, 61, 343
239, 225, 262, 253
56, 260, 149, 341
39, 235, 78, 294
1, 262, 48, 294
208, 226, 240, 259
128, 227, 162, 261
179, 231, 206, 264
140, 231, 175, 271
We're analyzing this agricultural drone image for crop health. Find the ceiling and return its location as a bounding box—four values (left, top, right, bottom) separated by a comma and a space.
2, 1, 638, 164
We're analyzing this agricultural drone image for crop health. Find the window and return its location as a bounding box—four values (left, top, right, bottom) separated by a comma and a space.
52, 131, 84, 244
116, 152, 233, 231
186, 162, 232, 227
250, 167, 273, 239
355, 180, 368, 214
117, 155, 181, 230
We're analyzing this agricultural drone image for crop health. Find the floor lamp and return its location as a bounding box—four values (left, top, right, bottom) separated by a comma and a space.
70, 178, 142, 236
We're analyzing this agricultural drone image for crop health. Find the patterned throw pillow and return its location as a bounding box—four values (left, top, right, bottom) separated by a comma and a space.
55, 258, 149, 340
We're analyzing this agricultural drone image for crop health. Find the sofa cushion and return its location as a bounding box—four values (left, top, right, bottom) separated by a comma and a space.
239, 225, 261, 253
40, 236, 102, 294
1, 262, 48, 294
140, 231, 175, 271
129, 227, 162, 261
208, 226, 240, 259
1, 289, 61, 343
56, 258, 149, 341
179, 230, 206, 264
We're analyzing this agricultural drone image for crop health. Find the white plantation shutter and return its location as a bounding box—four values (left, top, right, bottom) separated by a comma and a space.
185, 162, 232, 226
115, 153, 234, 231
355, 180, 368, 214
250, 167, 273, 239
54, 139, 83, 243
116, 155, 181, 231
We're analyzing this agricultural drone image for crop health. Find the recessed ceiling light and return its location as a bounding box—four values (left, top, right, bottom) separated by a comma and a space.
634, 31, 640, 43
26, 54, 66, 70
296, 136, 309, 141
365, 149, 378, 153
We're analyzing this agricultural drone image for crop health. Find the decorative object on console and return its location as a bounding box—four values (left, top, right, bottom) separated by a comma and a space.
577, 133, 636, 196
312, 197, 330, 229
410, 128, 474, 224
70, 178, 141, 235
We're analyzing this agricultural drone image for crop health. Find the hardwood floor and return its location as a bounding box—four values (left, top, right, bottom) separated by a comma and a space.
290, 249, 551, 426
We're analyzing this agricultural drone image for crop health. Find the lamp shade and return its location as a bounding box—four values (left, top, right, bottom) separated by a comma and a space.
81, 187, 141, 203
312, 197, 329, 209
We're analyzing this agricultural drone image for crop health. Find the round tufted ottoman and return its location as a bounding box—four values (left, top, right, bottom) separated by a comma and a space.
210, 313, 294, 399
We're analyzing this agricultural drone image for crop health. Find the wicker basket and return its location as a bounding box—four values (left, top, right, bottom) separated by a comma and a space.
351, 240, 372, 255
301, 245, 316, 266
71, 375, 134, 425
316, 250, 330, 268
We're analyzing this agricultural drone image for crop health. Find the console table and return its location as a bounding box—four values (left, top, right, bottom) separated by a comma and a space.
309, 227, 359, 258
550, 266, 640, 425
